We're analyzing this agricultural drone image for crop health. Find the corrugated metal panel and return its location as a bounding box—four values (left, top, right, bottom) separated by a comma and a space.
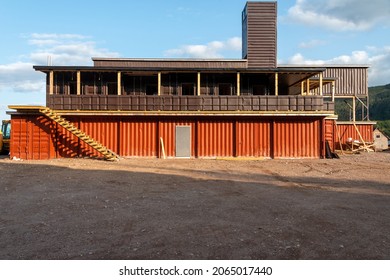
273, 119, 321, 158
197, 120, 234, 157
159, 119, 196, 157
323, 67, 368, 96
11, 114, 331, 160
79, 117, 119, 158
30, 116, 55, 160
244, 2, 277, 68
10, 116, 29, 160
325, 119, 335, 150
55, 117, 80, 158
336, 123, 373, 144
10, 115, 56, 160
236, 120, 271, 157
121, 119, 157, 157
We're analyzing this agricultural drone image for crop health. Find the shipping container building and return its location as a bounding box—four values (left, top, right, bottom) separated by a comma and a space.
8, 1, 373, 160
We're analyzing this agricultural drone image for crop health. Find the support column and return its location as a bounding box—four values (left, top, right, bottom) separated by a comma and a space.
76, 71, 81, 95
117, 71, 122, 96
352, 96, 356, 122
49, 71, 54, 95
158, 72, 161, 96
319, 72, 323, 96
331, 81, 335, 102
301, 81, 304, 96
275, 73, 278, 96
306, 79, 310, 96
237, 72, 241, 96
197, 72, 201, 96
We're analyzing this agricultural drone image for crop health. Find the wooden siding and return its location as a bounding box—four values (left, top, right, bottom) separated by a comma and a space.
323, 67, 368, 96
243, 2, 277, 68
92, 59, 247, 69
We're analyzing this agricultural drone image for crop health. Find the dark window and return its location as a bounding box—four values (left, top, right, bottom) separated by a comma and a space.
146, 85, 158, 95
376, 135, 381, 139
69, 82, 77, 95
107, 83, 117, 95
253, 85, 267, 95
219, 83, 232, 96
182, 83, 195, 96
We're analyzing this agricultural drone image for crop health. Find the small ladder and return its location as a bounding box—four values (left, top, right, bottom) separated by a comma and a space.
39, 107, 120, 161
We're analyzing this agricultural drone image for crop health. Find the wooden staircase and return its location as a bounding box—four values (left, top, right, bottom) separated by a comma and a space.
39, 107, 120, 161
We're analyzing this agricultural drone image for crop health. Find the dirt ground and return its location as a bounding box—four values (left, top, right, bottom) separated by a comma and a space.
0, 152, 389, 260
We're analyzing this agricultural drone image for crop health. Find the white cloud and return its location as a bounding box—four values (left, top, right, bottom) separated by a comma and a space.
288, 0, 390, 31
164, 37, 242, 58
299, 39, 326, 49
286, 47, 390, 86
0, 33, 120, 93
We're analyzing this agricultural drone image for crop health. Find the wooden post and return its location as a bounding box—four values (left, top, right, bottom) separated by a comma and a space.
301, 81, 304, 96
319, 72, 323, 96
237, 72, 241, 96
352, 96, 356, 122
49, 71, 54, 95
275, 73, 278, 96
306, 79, 310, 96
332, 81, 335, 102
158, 72, 161, 96
76, 71, 81, 95
117, 71, 121, 96
197, 72, 201, 96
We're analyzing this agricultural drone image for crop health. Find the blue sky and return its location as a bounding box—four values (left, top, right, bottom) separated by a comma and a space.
1, 0, 390, 120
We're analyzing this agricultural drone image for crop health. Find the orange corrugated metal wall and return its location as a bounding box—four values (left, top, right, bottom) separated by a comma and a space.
79, 117, 119, 158
159, 119, 196, 157
11, 116, 56, 160
197, 120, 234, 157
336, 123, 373, 145
55, 117, 80, 158
11, 115, 328, 160
236, 120, 271, 157
325, 119, 336, 150
121, 119, 157, 157
273, 119, 321, 158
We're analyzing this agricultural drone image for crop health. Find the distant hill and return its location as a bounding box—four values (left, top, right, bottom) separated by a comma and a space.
369, 84, 390, 121
335, 83, 390, 136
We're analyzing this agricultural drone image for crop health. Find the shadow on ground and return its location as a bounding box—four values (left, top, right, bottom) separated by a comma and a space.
0, 158, 389, 260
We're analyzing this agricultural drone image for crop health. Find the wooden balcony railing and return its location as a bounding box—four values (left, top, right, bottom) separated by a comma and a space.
46, 95, 334, 112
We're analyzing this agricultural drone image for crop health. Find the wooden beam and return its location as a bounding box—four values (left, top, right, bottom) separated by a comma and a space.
117, 71, 122, 96
237, 72, 241, 96
49, 71, 54, 95
319, 72, 323, 96
275, 73, 278, 96
301, 81, 304, 96
197, 72, 201, 96
158, 72, 161, 96
76, 71, 81, 95
352, 96, 356, 122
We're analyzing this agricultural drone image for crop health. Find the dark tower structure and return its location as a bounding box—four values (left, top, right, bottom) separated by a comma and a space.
242, 1, 277, 68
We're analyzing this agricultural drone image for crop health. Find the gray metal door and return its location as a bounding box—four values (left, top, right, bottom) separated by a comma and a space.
176, 126, 191, 158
